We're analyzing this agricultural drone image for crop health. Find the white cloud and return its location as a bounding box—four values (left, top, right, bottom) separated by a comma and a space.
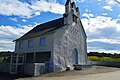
103, 6, 113, 11
0, 0, 32, 18
35, 12, 41, 16
81, 15, 120, 33
0, 0, 65, 18
22, 19, 27, 22
82, 13, 94, 18
102, 13, 108, 16
31, 0, 65, 14
105, 0, 117, 5
88, 38, 120, 44
98, 0, 102, 1
88, 47, 120, 53
85, 9, 91, 13
0, 25, 33, 51
81, 15, 120, 53
10, 18, 17, 22
118, 14, 120, 17
74, 0, 85, 3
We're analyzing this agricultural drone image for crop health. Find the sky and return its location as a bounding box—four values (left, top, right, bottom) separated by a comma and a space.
0, 0, 120, 53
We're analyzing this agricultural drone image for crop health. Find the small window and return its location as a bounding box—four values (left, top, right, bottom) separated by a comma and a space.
39, 37, 46, 46
19, 42, 24, 49
28, 39, 33, 48
73, 15, 77, 23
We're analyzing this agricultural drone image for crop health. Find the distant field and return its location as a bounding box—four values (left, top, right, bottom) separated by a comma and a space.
88, 56, 120, 62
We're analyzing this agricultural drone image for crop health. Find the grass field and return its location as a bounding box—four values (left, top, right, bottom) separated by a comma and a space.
88, 56, 120, 62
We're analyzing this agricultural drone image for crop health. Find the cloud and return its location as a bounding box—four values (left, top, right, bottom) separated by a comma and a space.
88, 38, 120, 44
118, 14, 120, 17
22, 19, 27, 22
81, 14, 120, 53
102, 13, 108, 16
105, 0, 117, 5
82, 13, 94, 18
103, 6, 113, 11
0, 0, 65, 18
30, 0, 65, 14
81, 15, 120, 33
74, 0, 85, 3
0, 0, 32, 18
88, 41, 120, 51
9, 18, 17, 22
0, 25, 33, 51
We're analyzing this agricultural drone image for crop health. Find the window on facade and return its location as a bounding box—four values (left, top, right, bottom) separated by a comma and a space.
39, 37, 46, 46
19, 42, 24, 49
73, 15, 77, 23
28, 39, 33, 48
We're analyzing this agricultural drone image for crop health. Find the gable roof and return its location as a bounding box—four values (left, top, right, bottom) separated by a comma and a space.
15, 17, 64, 41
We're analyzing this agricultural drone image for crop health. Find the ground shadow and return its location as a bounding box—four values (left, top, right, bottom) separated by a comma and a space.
0, 72, 31, 80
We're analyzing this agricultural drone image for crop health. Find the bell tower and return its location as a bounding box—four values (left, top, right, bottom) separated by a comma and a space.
65, 0, 72, 14
64, 0, 80, 25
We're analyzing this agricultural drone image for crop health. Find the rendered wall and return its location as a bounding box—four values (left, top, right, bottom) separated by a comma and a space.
15, 34, 54, 53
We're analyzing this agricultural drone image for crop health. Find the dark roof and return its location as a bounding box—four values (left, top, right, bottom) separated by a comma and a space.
15, 17, 64, 41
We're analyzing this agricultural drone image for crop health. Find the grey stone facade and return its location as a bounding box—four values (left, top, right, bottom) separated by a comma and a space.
53, 0, 87, 71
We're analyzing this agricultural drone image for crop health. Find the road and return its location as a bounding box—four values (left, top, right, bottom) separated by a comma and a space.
17, 66, 120, 80
80, 70, 120, 80
20, 71, 120, 80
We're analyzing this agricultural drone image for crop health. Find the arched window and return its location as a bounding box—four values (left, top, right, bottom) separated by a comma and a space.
73, 48, 78, 64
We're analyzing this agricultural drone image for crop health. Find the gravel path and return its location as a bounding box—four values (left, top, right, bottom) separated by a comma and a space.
17, 66, 120, 80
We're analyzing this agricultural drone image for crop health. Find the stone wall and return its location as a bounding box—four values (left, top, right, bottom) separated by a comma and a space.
24, 63, 45, 76
53, 21, 87, 72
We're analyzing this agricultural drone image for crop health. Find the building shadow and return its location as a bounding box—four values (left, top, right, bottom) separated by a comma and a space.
0, 72, 32, 80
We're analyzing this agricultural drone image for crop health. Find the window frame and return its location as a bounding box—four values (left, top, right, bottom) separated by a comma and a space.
39, 37, 46, 46
28, 39, 33, 48
19, 41, 24, 49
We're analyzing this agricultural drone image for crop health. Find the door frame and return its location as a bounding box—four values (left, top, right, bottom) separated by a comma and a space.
73, 48, 78, 64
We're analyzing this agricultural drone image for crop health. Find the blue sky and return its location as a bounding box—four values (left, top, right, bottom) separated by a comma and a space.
0, 0, 120, 53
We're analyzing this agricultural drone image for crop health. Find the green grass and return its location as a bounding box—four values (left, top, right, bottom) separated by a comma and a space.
0, 57, 5, 62
88, 56, 120, 62
0, 57, 9, 62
